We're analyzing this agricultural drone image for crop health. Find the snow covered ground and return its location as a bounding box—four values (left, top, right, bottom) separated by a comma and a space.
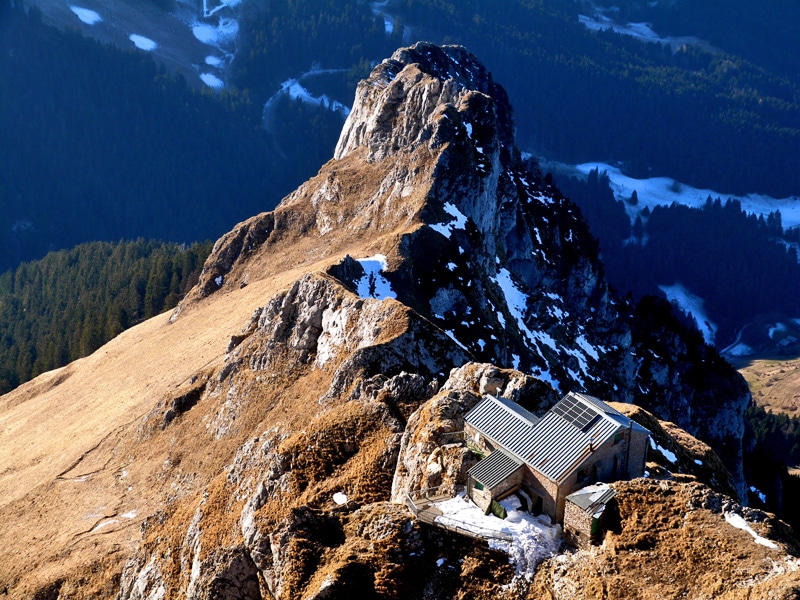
551, 160, 800, 353
129, 34, 157, 51
433, 493, 562, 577
262, 68, 351, 129
724, 512, 778, 549
37, 0, 238, 90
69, 5, 101, 25
355, 255, 397, 300
578, 5, 722, 54
569, 162, 800, 230
649, 436, 678, 465
659, 283, 717, 345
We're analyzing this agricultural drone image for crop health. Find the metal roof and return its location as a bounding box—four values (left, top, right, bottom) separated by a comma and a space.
468, 448, 523, 489
465, 392, 643, 484
566, 484, 617, 514
464, 395, 540, 455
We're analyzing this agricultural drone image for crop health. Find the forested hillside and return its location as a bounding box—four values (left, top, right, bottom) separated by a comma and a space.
0, 0, 339, 273
232, 0, 403, 102
557, 168, 800, 345
601, 0, 800, 80
0, 240, 211, 394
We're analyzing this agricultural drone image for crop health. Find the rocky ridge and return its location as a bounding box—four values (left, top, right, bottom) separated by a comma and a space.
0, 43, 788, 598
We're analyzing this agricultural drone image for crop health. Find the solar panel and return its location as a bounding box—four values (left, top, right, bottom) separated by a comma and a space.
551, 394, 601, 431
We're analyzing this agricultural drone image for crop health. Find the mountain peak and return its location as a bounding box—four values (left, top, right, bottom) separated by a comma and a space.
334, 42, 514, 163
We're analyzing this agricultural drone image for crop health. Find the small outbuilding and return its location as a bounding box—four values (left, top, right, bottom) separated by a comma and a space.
563, 483, 618, 547
464, 392, 649, 537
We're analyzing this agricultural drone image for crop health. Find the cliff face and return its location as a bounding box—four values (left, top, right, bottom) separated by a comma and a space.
0, 43, 775, 599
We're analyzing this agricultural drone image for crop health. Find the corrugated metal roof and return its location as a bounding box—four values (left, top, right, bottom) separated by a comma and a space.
465, 392, 640, 484
464, 395, 540, 455
468, 448, 523, 488
574, 392, 650, 434
567, 484, 617, 513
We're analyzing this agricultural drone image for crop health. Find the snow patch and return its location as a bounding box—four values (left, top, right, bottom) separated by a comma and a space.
122, 511, 138, 519
430, 202, 469, 239
129, 34, 158, 51
659, 283, 717, 345
278, 79, 350, 116
432, 494, 561, 577
333, 492, 348, 505
203, 0, 241, 18
192, 18, 239, 46
200, 73, 224, 89
214, 276, 224, 287
650, 437, 678, 464
750, 486, 768, 504
205, 56, 223, 66
769, 323, 788, 339
90, 519, 119, 533
370, 1, 395, 34
69, 6, 101, 25
494, 268, 560, 359
575, 335, 600, 360
531, 366, 561, 393
263, 69, 351, 125
723, 342, 753, 357
724, 512, 778, 549
578, 9, 720, 53
445, 330, 468, 351
355, 255, 397, 300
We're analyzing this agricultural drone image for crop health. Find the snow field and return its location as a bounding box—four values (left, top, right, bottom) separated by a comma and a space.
69, 6, 101, 25
355, 255, 397, 300
129, 34, 158, 51
433, 493, 561, 577
659, 283, 717, 345
573, 162, 800, 230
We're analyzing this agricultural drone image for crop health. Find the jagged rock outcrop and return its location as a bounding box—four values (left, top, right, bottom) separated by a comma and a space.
0, 42, 773, 598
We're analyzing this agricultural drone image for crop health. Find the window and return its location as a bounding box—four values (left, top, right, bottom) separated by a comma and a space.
474, 481, 485, 491
577, 464, 598, 484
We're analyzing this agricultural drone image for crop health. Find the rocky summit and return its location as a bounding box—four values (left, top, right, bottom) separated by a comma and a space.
0, 43, 797, 599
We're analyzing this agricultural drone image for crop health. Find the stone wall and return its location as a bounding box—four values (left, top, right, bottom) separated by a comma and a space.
563, 500, 593, 547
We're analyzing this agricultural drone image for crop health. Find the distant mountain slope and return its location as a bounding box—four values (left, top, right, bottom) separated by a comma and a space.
0, 0, 331, 273
556, 169, 800, 347
599, 0, 800, 80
